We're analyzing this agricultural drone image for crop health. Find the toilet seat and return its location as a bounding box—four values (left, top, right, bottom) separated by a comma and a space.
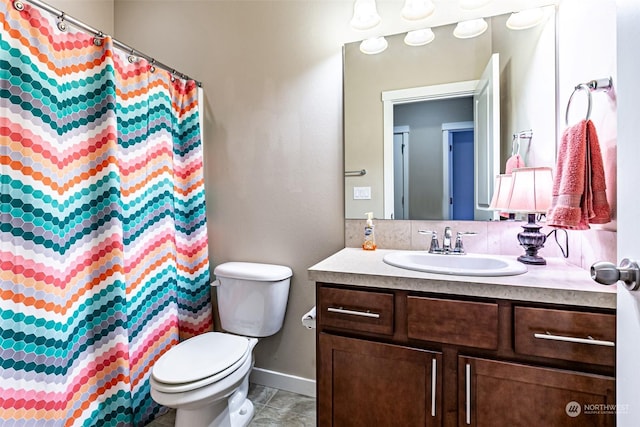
151, 332, 251, 394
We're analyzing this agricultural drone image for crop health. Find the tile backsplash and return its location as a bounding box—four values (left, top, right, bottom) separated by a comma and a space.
345, 219, 616, 271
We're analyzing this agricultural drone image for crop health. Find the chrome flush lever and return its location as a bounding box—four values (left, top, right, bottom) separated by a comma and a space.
591, 259, 640, 291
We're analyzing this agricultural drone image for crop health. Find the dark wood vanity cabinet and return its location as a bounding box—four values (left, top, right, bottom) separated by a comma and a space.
316, 283, 616, 427
319, 334, 442, 426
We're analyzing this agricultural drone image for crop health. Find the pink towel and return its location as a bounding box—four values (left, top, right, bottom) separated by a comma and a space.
547, 119, 611, 229
505, 153, 524, 174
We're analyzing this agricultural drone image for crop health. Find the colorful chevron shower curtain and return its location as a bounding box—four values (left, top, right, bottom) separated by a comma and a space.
0, 1, 213, 425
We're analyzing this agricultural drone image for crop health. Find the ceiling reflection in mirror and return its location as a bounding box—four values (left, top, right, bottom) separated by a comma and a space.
344, 6, 557, 221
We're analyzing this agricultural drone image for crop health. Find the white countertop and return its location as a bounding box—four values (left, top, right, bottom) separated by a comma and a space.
308, 248, 616, 309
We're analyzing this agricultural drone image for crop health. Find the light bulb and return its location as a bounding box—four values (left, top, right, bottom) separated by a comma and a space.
350, 0, 381, 31
506, 8, 545, 30
401, 0, 435, 21
360, 37, 388, 54
453, 18, 488, 39
404, 28, 435, 46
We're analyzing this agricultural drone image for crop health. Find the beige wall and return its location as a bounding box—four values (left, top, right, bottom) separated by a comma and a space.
46, 0, 114, 35
110, 1, 351, 383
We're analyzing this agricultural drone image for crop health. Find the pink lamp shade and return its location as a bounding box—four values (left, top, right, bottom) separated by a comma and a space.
506, 167, 553, 213
489, 174, 513, 210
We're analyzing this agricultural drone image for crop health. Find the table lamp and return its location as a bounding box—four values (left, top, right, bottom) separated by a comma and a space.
489, 167, 553, 265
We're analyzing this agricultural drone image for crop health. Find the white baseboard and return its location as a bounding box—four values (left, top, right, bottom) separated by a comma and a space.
250, 367, 316, 398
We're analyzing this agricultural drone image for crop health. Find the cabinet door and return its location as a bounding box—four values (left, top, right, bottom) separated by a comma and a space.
459, 356, 615, 427
319, 333, 442, 427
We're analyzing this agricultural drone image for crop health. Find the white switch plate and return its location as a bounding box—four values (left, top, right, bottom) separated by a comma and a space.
353, 187, 371, 200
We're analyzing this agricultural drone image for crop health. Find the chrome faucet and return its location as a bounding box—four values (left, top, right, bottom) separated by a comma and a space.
419, 228, 478, 255
442, 227, 453, 253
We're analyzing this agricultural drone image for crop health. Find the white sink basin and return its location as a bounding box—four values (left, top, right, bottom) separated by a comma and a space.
383, 252, 527, 277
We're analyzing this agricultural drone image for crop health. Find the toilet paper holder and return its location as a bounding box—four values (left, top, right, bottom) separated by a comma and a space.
302, 306, 316, 329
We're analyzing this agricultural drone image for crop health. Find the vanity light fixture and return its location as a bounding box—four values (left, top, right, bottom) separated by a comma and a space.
490, 167, 554, 265
453, 18, 488, 38
458, 0, 492, 10
350, 0, 381, 31
404, 28, 435, 46
506, 7, 545, 30
401, 0, 435, 21
360, 36, 388, 54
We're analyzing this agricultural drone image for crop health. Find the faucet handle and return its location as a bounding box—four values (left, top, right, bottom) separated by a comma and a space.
418, 230, 441, 253
453, 231, 478, 254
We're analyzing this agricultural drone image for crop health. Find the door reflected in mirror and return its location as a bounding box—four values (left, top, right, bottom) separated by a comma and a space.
391, 97, 474, 220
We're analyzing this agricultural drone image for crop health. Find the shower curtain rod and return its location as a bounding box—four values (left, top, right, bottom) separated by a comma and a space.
13, 0, 202, 87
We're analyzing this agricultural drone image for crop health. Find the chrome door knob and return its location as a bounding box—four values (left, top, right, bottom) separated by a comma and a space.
591, 258, 640, 291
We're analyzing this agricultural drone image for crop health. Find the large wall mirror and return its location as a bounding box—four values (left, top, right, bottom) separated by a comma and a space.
344, 6, 557, 220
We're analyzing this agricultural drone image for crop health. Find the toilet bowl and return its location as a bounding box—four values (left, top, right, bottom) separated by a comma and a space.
150, 333, 258, 426
149, 262, 292, 427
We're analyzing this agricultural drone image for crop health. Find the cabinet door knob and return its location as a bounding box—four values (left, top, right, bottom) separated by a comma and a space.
591, 258, 640, 291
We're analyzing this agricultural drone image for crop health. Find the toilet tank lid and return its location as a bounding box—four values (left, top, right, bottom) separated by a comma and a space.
214, 262, 293, 281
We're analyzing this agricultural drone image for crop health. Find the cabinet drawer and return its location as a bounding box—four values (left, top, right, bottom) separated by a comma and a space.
514, 306, 615, 366
407, 296, 499, 349
318, 286, 394, 335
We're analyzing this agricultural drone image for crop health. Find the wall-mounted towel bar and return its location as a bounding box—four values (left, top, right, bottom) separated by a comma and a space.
511, 130, 533, 156
565, 77, 613, 126
514, 129, 533, 140
345, 169, 367, 177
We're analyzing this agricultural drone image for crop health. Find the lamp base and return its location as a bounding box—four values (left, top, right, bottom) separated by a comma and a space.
517, 213, 547, 265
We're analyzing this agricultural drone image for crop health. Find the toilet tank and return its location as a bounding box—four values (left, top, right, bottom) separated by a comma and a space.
213, 262, 292, 337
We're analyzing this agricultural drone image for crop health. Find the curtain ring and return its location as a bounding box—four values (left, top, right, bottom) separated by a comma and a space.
127, 49, 137, 63
13, 1, 24, 11
93, 31, 104, 46
57, 13, 67, 32
149, 59, 156, 73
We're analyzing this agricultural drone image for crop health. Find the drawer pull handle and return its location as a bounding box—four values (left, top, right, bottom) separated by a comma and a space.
465, 363, 471, 425
431, 358, 437, 417
327, 307, 381, 318
534, 332, 615, 347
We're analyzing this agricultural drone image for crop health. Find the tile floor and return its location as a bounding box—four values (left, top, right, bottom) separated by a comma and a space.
145, 383, 316, 426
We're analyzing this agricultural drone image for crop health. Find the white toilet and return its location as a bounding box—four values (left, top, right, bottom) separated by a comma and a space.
149, 262, 292, 427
